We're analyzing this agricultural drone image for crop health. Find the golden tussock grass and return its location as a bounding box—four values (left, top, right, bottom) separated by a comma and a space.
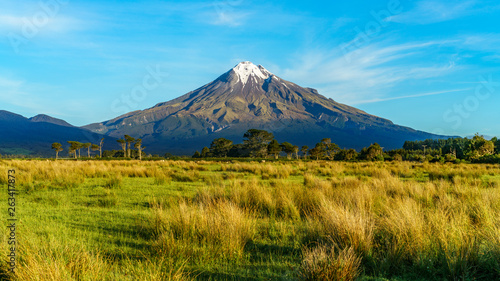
153, 199, 256, 261
299, 245, 361, 281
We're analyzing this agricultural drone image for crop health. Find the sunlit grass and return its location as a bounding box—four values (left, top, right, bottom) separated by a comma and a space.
1, 160, 499, 280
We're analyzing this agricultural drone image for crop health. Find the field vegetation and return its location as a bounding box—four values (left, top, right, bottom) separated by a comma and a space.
1, 159, 500, 280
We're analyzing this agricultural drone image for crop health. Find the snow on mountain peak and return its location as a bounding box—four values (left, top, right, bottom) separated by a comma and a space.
232, 61, 273, 85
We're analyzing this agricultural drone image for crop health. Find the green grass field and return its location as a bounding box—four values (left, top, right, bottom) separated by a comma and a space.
1, 159, 500, 280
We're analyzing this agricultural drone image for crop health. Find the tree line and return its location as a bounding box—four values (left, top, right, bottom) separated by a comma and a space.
396, 134, 500, 163
51, 135, 145, 160
192, 129, 385, 161
51, 129, 500, 163
51, 139, 104, 159
193, 129, 500, 163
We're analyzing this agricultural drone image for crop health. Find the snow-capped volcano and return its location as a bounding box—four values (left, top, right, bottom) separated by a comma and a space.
84, 61, 445, 154
232, 61, 273, 85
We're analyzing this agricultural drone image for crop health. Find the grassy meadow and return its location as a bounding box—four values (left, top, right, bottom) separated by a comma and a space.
0, 159, 500, 280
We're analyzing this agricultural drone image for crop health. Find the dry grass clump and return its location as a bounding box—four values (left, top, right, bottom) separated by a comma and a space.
303, 173, 331, 190
152, 168, 172, 185
104, 174, 122, 189
121, 257, 193, 281
220, 162, 261, 174
220, 162, 294, 179
0, 229, 191, 281
8, 238, 110, 281
171, 170, 200, 182
299, 245, 361, 281
153, 199, 256, 261
313, 201, 374, 257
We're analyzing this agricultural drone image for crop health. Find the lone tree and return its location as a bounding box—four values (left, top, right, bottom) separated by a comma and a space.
76, 142, 84, 158
68, 147, 76, 159
309, 144, 323, 160
243, 129, 274, 158
124, 135, 135, 158
210, 138, 233, 158
134, 138, 145, 160
51, 143, 63, 159
67, 141, 82, 159
360, 143, 383, 161
268, 139, 281, 159
91, 144, 100, 157
293, 145, 299, 159
320, 138, 340, 160
201, 147, 210, 158
280, 142, 295, 159
117, 139, 127, 157
301, 145, 309, 159
82, 143, 91, 157
99, 138, 104, 158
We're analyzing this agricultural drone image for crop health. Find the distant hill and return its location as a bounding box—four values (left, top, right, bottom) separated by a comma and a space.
29, 114, 74, 127
83, 61, 448, 155
0, 111, 112, 157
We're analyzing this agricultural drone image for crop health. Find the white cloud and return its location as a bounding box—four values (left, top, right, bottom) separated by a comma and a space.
387, 0, 477, 24
280, 39, 462, 105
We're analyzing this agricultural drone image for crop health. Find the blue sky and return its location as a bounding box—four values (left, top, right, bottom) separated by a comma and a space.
1, 0, 499, 137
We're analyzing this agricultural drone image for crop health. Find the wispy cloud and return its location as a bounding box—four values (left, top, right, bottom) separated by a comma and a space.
0, 76, 23, 88
0, 15, 25, 29
0, 76, 41, 112
352, 88, 471, 104
0, 75, 94, 121
387, 0, 477, 24
483, 54, 500, 61
211, 10, 249, 26
462, 33, 500, 52
0, 9, 85, 37
282, 40, 458, 104
210, 1, 249, 27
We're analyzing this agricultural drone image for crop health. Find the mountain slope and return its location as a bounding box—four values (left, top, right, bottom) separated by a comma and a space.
84, 61, 446, 154
0, 111, 112, 157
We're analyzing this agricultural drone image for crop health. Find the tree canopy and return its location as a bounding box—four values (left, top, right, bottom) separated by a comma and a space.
243, 129, 274, 158
210, 138, 233, 158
